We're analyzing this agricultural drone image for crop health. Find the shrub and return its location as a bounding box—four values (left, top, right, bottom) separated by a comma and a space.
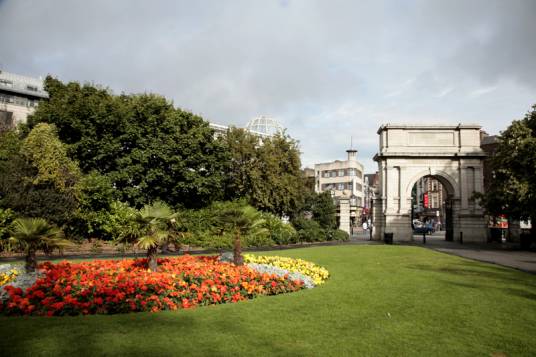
0, 125, 80, 227
0, 208, 16, 252
66, 172, 116, 240
244, 233, 274, 248
328, 229, 350, 241
261, 213, 298, 245
292, 217, 326, 242
180, 201, 272, 251
101, 201, 138, 241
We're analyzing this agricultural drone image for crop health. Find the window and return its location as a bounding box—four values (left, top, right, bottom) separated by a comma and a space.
322, 184, 334, 191
356, 170, 362, 178
0, 110, 14, 132
348, 168, 356, 177
355, 183, 363, 192
337, 183, 345, 190
26, 85, 38, 92
338, 169, 345, 177
331, 171, 337, 178
0, 79, 13, 87
323, 171, 330, 178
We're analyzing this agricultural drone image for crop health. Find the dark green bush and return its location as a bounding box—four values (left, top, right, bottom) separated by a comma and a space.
292, 217, 326, 242
328, 229, 350, 241
0, 208, 16, 251
261, 212, 297, 245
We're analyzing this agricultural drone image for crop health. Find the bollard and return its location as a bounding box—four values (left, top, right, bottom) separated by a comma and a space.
423, 232, 426, 244
460, 232, 463, 244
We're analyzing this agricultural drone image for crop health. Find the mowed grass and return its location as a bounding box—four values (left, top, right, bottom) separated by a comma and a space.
1, 245, 535, 356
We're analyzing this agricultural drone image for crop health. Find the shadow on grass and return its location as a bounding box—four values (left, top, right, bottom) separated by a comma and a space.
1, 305, 309, 357
443, 280, 536, 301
409, 260, 535, 283
408, 260, 536, 302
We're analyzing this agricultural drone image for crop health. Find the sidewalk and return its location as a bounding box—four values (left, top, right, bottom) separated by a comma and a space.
401, 234, 536, 274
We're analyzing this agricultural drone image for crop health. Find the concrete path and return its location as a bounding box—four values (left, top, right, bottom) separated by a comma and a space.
401, 233, 536, 274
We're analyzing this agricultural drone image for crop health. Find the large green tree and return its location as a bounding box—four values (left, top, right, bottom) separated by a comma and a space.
479, 104, 536, 236
302, 191, 337, 230
223, 128, 304, 217
0, 125, 80, 225
28, 77, 228, 208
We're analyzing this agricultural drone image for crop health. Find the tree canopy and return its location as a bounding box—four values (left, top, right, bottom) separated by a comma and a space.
28, 76, 228, 208
302, 191, 337, 230
222, 128, 304, 217
479, 104, 536, 224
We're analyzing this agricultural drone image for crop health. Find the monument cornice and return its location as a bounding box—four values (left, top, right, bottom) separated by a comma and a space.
377, 123, 482, 134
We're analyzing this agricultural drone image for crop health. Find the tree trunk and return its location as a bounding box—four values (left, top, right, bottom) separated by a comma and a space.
233, 230, 243, 266
25, 249, 37, 273
147, 245, 158, 272
160, 242, 169, 253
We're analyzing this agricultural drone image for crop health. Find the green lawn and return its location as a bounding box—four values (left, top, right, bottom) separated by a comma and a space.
1, 245, 535, 356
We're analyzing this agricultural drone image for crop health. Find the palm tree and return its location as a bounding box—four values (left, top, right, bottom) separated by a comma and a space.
217, 204, 266, 265
119, 201, 178, 272
9, 218, 71, 273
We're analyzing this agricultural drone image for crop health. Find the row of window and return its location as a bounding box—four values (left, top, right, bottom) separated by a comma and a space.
320, 168, 362, 178
321, 182, 363, 192
350, 197, 363, 207
322, 182, 350, 191
0, 79, 39, 92
0, 94, 39, 107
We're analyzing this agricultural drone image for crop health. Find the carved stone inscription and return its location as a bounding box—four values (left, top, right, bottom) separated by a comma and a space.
407, 131, 454, 146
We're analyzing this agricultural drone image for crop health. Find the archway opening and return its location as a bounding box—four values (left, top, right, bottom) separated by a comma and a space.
410, 175, 454, 242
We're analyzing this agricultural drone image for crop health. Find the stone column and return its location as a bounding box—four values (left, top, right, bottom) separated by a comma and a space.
372, 197, 384, 240
338, 198, 351, 235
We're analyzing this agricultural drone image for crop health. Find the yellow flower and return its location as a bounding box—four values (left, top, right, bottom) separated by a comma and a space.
0, 268, 19, 286
244, 255, 329, 285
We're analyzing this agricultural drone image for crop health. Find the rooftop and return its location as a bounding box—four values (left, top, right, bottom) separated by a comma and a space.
0, 70, 49, 99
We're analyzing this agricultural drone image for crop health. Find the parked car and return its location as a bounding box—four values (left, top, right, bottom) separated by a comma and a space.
414, 224, 433, 234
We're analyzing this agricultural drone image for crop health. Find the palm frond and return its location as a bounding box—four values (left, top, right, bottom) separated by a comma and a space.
136, 235, 159, 250
9, 217, 68, 252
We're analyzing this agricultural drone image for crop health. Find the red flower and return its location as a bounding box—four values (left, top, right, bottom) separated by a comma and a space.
0, 255, 304, 316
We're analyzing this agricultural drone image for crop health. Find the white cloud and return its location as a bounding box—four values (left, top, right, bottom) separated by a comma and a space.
469, 86, 498, 97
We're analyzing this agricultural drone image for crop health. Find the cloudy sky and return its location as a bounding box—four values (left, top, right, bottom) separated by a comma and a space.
1, 0, 535, 172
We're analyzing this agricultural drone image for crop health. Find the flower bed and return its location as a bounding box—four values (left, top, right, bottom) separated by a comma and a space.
243, 254, 330, 285
0, 267, 19, 286
0, 255, 303, 316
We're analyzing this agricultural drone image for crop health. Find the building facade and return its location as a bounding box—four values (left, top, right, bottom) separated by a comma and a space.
412, 176, 447, 227
314, 149, 365, 234
0, 70, 48, 131
363, 172, 379, 220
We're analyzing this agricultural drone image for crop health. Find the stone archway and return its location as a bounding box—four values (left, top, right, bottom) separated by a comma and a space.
372, 124, 487, 242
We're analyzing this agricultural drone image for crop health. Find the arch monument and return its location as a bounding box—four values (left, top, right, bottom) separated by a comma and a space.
373, 124, 487, 242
